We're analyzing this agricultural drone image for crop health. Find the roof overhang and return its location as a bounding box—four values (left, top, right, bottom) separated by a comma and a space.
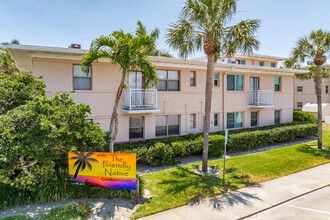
7, 44, 306, 76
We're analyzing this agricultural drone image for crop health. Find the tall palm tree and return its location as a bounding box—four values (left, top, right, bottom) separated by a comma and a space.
81, 24, 158, 152
167, 0, 260, 172
288, 29, 330, 149
69, 151, 99, 179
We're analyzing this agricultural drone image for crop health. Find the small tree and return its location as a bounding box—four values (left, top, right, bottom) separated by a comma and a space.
0, 74, 46, 114
1, 39, 20, 75
286, 29, 330, 149
0, 92, 107, 190
81, 22, 159, 152
166, 0, 260, 172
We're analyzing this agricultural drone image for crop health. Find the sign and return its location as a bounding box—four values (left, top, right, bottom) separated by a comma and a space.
68, 152, 136, 190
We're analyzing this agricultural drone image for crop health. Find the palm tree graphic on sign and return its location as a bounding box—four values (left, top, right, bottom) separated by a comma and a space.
69, 151, 99, 179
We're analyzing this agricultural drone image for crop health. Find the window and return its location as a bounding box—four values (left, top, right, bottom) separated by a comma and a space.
190, 114, 196, 129
86, 119, 93, 123
274, 77, 281, 91
190, 71, 196, 86
227, 75, 243, 91
297, 86, 303, 92
259, 61, 264, 66
274, 110, 281, 125
251, 112, 258, 127
214, 73, 219, 86
271, 63, 276, 68
297, 102, 303, 108
227, 112, 243, 129
73, 65, 91, 90
129, 117, 144, 139
156, 115, 180, 136
326, 86, 329, 94
237, 59, 245, 65
156, 70, 179, 91
214, 113, 219, 126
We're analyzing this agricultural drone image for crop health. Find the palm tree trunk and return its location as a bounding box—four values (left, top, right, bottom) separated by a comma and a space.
109, 69, 128, 152
202, 54, 215, 172
74, 163, 82, 179
316, 64, 323, 149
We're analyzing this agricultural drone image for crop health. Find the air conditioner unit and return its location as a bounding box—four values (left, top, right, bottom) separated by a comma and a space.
307, 61, 314, 65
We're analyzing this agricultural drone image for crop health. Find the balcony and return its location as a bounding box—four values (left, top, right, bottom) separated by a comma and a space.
123, 89, 160, 113
248, 90, 274, 108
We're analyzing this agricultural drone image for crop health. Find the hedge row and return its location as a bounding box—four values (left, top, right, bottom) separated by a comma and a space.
115, 123, 317, 166
293, 111, 317, 124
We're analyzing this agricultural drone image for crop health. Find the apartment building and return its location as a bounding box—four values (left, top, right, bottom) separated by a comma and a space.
294, 65, 330, 110
7, 44, 304, 143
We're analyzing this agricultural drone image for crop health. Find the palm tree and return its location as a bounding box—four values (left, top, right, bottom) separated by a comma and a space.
1, 39, 20, 75
81, 23, 158, 152
166, 0, 260, 172
288, 29, 330, 149
69, 151, 99, 179
135, 21, 173, 57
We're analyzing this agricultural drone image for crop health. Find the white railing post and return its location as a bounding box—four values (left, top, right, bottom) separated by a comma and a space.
129, 89, 132, 110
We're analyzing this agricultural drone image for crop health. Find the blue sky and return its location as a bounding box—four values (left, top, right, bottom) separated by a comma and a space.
1, 0, 330, 58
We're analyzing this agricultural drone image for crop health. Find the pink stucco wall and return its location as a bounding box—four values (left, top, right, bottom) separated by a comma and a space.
32, 57, 293, 143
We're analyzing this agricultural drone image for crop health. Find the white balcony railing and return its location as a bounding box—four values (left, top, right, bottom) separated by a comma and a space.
124, 89, 158, 111
249, 90, 273, 106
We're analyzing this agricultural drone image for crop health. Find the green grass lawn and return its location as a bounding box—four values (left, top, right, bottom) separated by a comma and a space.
132, 126, 330, 219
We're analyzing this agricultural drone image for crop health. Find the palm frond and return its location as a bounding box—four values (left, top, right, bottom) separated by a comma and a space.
224, 19, 261, 57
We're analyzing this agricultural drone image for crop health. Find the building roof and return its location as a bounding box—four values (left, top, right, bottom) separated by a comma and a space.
6, 44, 306, 76
192, 53, 285, 62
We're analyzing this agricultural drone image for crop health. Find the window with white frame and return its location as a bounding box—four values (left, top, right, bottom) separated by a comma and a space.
129, 117, 144, 139
155, 115, 180, 136
227, 112, 243, 129
251, 111, 258, 127
236, 59, 245, 65
190, 71, 196, 86
156, 70, 180, 91
190, 114, 196, 129
274, 77, 281, 92
214, 113, 219, 126
73, 65, 91, 90
274, 110, 281, 125
214, 73, 219, 87
227, 75, 243, 91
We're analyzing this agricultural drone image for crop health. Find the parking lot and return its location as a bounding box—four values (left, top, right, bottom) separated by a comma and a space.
247, 186, 330, 220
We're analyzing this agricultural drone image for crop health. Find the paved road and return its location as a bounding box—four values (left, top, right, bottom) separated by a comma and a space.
247, 186, 330, 220
139, 163, 330, 220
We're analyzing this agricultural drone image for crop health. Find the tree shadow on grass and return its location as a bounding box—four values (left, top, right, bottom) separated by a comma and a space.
296, 144, 330, 158
157, 166, 260, 205
158, 166, 223, 202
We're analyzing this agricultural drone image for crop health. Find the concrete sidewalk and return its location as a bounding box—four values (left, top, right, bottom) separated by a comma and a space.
139, 163, 330, 220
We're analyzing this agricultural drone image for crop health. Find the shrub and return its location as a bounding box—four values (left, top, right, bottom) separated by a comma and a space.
293, 111, 317, 124
116, 123, 317, 166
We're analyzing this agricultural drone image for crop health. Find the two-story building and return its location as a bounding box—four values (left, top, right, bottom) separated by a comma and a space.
294, 64, 330, 110
7, 44, 305, 143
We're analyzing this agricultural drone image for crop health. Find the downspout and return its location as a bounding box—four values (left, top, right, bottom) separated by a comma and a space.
222, 65, 235, 130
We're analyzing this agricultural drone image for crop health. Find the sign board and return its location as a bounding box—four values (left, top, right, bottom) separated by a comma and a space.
68, 152, 136, 190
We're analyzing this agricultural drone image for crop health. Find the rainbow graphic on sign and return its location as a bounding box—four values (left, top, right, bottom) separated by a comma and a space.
68, 152, 136, 190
